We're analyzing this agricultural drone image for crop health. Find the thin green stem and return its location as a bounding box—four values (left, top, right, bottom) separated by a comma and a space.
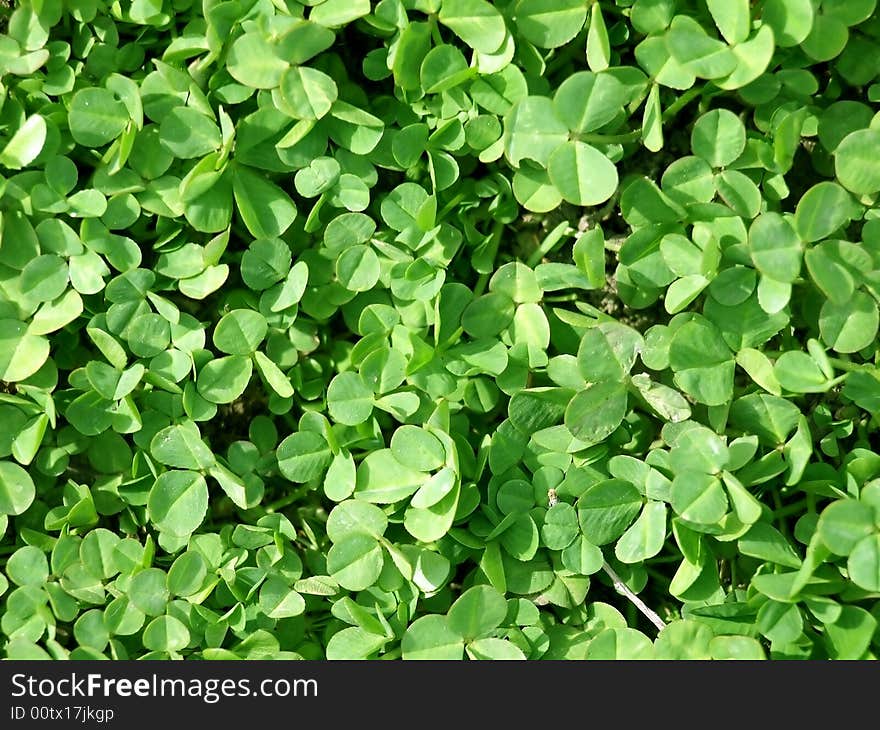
265, 485, 311, 513
771, 489, 790, 539
827, 357, 873, 373
580, 130, 643, 145
428, 15, 443, 46
600, 2, 625, 17
473, 219, 505, 296
437, 191, 467, 221
644, 566, 672, 587
759, 351, 873, 374
773, 498, 808, 519
438, 325, 465, 352
526, 221, 573, 268
473, 273, 489, 297
661, 85, 703, 122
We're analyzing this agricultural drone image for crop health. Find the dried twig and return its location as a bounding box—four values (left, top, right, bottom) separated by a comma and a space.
602, 562, 667, 632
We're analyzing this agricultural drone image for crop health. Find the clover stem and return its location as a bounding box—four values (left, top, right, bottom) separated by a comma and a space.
265, 485, 312, 513
661, 85, 703, 123
437, 325, 465, 352
827, 357, 871, 373
580, 130, 643, 145
437, 190, 467, 221
759, 352, 870, 374
771, 490, 791, 539
526, 221, 573, 267
428, 15, 443, 46
601, 561, 666, 631
473, 219, 506, 295
644, 566, 672, 588
599, 2, 624, 16
806, 493, 817, 513
773, 498, 809, 519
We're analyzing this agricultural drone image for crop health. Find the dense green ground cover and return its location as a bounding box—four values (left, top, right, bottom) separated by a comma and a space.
2, 0, 880, 659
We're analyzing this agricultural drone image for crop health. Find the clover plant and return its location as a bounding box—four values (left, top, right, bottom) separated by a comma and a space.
1, 0, 880, 661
